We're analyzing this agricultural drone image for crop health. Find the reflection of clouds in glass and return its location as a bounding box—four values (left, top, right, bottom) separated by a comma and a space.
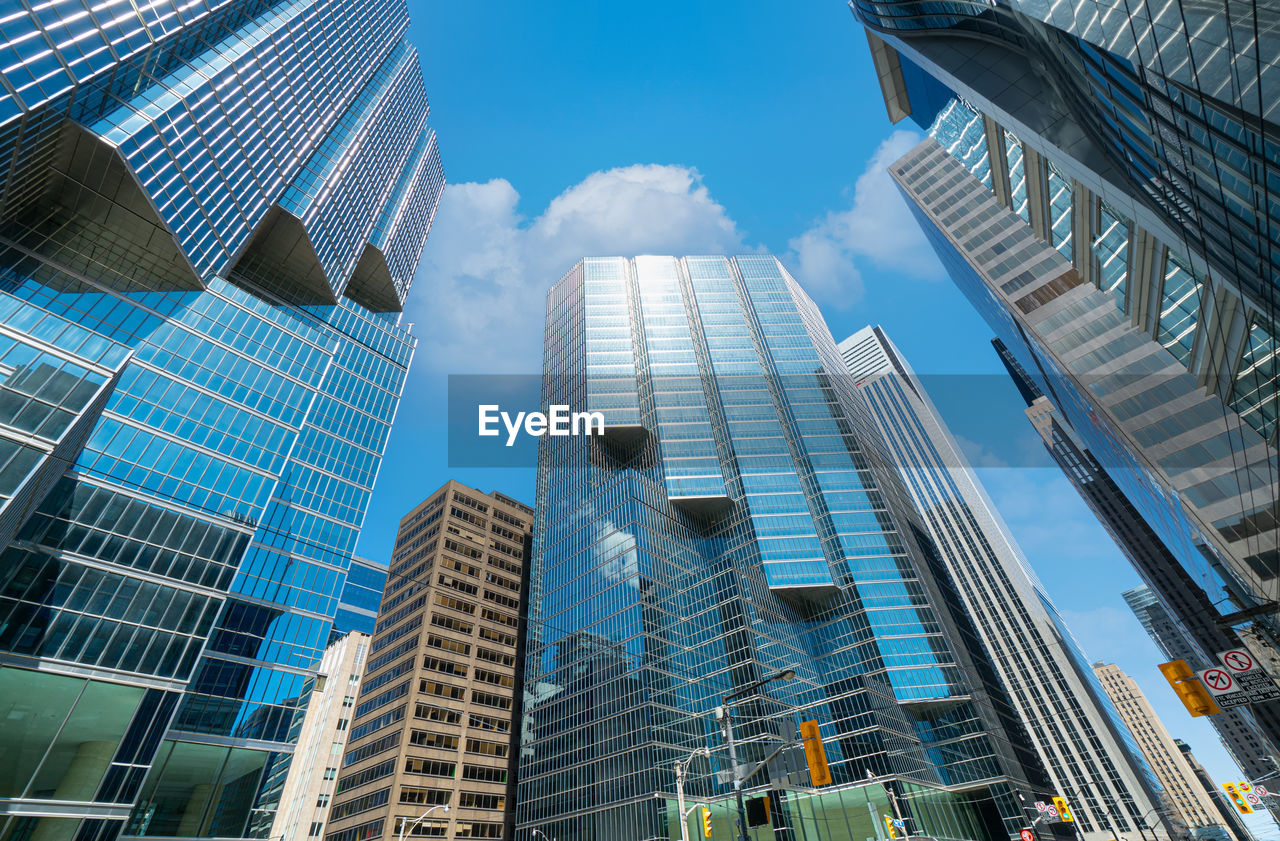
592, 513, 640, 590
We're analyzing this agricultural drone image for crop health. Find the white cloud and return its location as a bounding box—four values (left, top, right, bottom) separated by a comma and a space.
408, 164, 746, 374
786, 129, 944, 308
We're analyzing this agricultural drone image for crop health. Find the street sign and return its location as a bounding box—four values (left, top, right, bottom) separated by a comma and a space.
1205, 651, 1280, 706
1021, 829, 1035, 841
1224, 782, 1254, 814
1198, 667, 1251, 708
1221, 649, 1254, 672
1202, 668, 1233, 691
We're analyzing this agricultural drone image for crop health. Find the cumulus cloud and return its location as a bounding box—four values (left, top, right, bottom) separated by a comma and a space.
786, 129, 945, 308
407, 164, 746, 374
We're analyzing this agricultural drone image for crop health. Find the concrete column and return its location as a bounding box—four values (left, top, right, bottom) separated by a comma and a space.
29, 741, 116, 841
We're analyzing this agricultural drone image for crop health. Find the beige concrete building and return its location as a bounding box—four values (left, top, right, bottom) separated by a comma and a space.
1093, 663, 1240, 841
325, 481, 531, 841
271, 631, 372, 841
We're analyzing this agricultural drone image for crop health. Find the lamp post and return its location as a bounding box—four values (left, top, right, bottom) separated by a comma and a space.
675, 747, 716, 839
397, 804, 449, 841
531, 830, 555, 841
716, 668, 797, 841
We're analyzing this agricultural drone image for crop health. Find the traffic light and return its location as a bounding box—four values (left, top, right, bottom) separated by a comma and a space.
1158, 660, 1222, 717
884, 816, 898, 839
702, 806, 713, 838
799, 719, 833, 786
746, 796, 771, 827
1223, 783, 1254, 814
1052, 796, 1073, 822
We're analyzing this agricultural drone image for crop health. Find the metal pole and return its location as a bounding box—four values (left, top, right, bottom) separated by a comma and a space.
1081, 784, 1122, 841
398, 804, 449, 841
677, 760, 690, 841
720, 705, 751, 841
885, 780, 908, 841
865, 782, 885, 841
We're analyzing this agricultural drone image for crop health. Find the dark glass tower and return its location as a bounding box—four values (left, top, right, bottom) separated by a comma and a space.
0, 4, 443, 841
518, 255, 1055, 841
846, 0, 1279, 707
994, 340, 1280, 828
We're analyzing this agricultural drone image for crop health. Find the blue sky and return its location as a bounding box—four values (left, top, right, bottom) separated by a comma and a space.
355, 3, 1275, 832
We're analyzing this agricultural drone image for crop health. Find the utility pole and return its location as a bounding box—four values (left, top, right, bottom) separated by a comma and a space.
885, 779, 909, 841
864, 782, 885, 841
717, 704, 752, 841
717, 667, 797, 841
674, 747, 711, 841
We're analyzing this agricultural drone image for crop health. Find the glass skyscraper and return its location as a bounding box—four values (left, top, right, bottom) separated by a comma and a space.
839, 325, 1169, 840
845, 0, 1278, 692
519, 255, 1058, 841
0, 4, 441, 841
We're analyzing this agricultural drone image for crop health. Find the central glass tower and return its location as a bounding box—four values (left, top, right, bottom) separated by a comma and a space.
518, 255, 1053, 841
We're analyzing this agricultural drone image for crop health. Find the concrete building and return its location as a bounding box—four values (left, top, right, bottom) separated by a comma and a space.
270, 632, 371, 841
1094, 663, 1239, 841
841, 324, 1170, 840
1175, 740, 1256, 841
324, 482, 532, 841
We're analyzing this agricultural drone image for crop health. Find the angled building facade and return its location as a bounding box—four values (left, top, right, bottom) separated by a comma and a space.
0, 4, 443, 841
995, 340, 1280, 828
334, 556, 391, 640
846, 1, 1279, 734
519, 255, 1064, 841
840, 325, 1169, 840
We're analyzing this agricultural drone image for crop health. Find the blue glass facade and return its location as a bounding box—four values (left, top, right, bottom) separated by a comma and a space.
332, 556, 388, 639
519, 256, 1050, 841
0, 4, 442, 841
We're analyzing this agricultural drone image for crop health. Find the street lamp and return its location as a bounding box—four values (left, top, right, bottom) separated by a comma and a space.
531, 830, 555, 841
674, 747, 712, 841
717, 668, 797, 841
397, 804, 449, 841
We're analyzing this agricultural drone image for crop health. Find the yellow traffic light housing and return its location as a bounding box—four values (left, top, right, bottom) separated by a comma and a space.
799, 719, 833, 786
884, 816, 898, 839
1052, 796, 1074, 822
1158, 660, 1221, 717
1223, 783, 1254, 814
702, 805, 713, 837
